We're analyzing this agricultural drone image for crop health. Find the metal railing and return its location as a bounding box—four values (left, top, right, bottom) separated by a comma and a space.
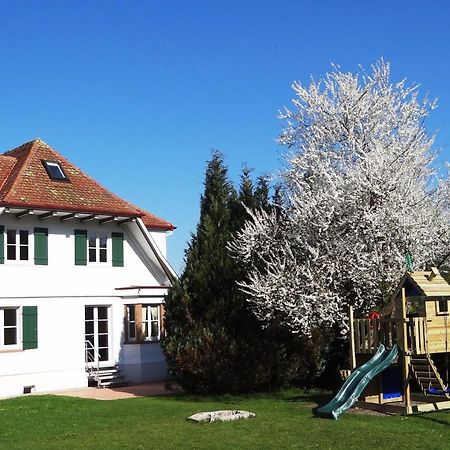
84, 340, 101, 380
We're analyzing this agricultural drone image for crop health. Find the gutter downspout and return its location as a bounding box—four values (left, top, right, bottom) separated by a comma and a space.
0, 207, 5, 216
135, 217, 178, 283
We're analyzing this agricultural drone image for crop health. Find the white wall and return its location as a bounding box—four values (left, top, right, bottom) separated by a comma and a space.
0, 214, 171, 398
0, 214, 169, 297
0, 295, 168, 398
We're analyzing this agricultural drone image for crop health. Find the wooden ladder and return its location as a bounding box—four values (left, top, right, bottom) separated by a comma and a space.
410, 354, 450, 399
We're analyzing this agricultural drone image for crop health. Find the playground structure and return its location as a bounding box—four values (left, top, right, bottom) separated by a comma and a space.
316, 267, 450, 418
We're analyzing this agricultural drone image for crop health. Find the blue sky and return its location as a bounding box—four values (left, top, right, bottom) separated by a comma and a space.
0, 1, 449, 272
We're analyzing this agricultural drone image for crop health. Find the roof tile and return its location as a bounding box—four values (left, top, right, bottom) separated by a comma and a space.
0, 139, 174, 230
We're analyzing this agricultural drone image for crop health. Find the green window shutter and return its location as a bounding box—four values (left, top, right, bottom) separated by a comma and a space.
23, 306, 38, 350
112, 232, 124, 267
75, 229, 87, 265
34, 227, 48, 265
0, 225, 4, 264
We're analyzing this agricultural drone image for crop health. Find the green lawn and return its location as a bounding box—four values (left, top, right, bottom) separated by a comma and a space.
1, 390, 449, 449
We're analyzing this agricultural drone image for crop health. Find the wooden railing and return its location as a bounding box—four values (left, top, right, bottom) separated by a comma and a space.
407, 317, 427, 355
353, 318, 398, 354
352, 317, 427, 355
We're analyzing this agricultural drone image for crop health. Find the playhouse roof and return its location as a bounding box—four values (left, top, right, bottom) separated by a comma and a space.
0, 139, 175, 231
392, 268, 450, 299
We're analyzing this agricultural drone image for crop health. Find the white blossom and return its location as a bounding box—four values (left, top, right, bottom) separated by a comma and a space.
230, 60, 450, 336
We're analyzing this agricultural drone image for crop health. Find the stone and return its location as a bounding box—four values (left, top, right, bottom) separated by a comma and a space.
188, 410, 256, 423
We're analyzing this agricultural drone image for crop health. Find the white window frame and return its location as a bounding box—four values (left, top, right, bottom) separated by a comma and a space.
142, 305, 160, 342
85, 305, 112, 366
0, 307, 21, 350
87, 232, 109, 265
5, 228, 32, 265
127, 305, 137, 342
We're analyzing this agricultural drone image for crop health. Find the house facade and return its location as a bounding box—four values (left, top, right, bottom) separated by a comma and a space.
0, 139, 176, 398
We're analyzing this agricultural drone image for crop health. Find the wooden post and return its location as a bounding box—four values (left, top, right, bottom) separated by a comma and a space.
349, 306, 356, 369
401, 287, 412, 412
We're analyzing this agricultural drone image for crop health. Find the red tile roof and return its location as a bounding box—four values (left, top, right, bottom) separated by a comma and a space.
0, 139, 175, 231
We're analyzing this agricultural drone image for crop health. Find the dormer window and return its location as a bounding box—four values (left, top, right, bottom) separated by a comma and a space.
42, 160, 69, 181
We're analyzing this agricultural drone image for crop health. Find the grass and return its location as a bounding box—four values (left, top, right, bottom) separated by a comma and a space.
1, 390, 450, 449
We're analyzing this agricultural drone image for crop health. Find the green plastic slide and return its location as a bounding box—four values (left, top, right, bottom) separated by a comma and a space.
315, 344, 399, 420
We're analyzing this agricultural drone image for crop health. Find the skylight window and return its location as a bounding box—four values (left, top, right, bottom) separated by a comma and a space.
42, 160, 69, 181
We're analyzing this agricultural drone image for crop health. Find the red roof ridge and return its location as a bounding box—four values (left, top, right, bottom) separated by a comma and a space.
0, 154, 18, 194
1, 140, 39, 202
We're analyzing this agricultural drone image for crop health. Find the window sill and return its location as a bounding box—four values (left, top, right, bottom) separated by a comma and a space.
124, 340, 160, 345
4, 262, 33, 266
0, 348, 23, 353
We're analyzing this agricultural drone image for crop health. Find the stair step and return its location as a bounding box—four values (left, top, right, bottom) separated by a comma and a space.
86, 364, 128, 389
417, 377, 441, 382
414, 371, 439, 378
97, 375, 125, 381
98, 381, 130, 388
414, 371, 437, 376
410, 354, 449, 397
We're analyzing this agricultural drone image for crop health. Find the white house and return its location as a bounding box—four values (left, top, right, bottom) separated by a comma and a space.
0, 139, 177, 398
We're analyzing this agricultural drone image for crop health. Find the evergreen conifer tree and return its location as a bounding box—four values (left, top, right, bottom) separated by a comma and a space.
162, 152, 322, 393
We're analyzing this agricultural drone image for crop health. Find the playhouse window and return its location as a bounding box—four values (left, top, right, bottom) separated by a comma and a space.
0, 307, 19, 348
437, 299, 449, 315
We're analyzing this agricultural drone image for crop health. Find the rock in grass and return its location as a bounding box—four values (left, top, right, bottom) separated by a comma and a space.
188, 410, 256, 423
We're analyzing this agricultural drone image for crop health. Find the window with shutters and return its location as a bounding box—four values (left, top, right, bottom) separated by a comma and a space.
0, 307, 20, 350
75, 230, 124, 267
0, 228, 47, 266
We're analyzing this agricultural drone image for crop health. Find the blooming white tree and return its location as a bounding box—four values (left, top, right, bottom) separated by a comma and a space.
230, 60, 450, 336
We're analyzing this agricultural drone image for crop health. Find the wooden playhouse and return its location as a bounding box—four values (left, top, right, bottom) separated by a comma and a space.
349, 267, 450, 414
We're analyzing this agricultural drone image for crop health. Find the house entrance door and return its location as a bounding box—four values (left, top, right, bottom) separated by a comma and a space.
85, 305, 111, 366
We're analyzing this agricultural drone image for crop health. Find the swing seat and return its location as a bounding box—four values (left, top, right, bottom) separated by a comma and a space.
427, 386, 450, 395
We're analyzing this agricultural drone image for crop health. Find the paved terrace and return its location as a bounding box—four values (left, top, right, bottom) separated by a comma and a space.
0, 382, 184, 401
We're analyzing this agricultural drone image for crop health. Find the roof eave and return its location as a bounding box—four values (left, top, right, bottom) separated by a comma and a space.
0, 202, 143, 219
